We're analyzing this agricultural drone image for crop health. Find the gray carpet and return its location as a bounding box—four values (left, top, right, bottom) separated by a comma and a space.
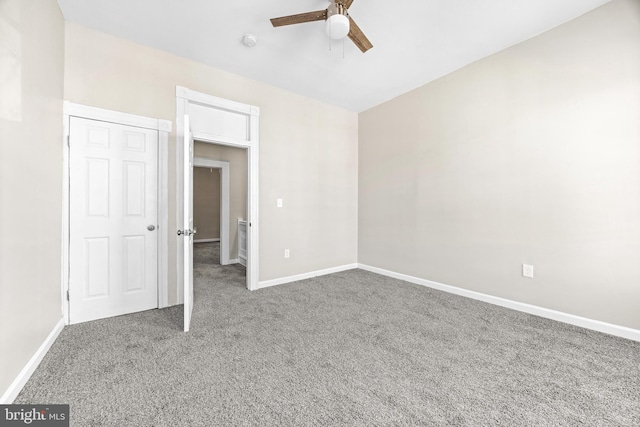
16, 243, 640, 426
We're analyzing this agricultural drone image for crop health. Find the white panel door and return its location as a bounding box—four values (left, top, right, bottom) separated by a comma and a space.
69, 117, 158, 324
182, 115, 194, 332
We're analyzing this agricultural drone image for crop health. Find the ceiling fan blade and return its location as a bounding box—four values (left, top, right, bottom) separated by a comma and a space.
348, 16, 373, 53
270, 10, 328, 27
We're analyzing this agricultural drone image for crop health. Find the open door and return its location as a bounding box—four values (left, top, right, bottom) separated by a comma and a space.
181, 115, 194, 332
177, 87, 259, 292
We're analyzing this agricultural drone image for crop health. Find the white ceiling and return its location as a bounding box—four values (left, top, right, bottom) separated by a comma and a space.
56, 0, 612, 112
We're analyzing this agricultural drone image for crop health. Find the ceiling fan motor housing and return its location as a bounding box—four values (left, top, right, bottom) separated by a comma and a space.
326, 3, 350, 40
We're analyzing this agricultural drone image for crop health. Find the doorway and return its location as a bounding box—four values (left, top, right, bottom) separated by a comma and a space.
176, 86, 260, 323
193, 158, 230, 265
194, 142, 247, 268
193, 145, 248, 300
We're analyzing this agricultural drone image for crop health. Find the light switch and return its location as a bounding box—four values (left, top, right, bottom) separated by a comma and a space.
277, 198, 283, 208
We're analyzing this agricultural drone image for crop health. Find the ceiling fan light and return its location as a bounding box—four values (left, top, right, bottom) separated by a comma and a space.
326, 14, 350, 40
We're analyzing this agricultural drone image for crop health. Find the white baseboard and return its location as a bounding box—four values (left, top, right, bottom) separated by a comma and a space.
227, 259, 240, 265
358, 264, 640, 342
239, 257, 246, 267
258, 263, 358, 290
194, 238, 220, 243
1, 318, 65, 404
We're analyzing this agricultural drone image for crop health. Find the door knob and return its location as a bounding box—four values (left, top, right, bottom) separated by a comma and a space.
147, 225, 156, 231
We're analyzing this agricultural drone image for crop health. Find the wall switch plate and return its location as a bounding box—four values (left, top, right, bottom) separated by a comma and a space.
277, 198, 283, 208
284, 249, 290, 258
522, 264, 534, 278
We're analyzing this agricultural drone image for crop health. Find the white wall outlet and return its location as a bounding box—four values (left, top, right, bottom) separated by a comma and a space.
284, 249, 290, 258
522, 264, 534, 278
277, 198, 283, 208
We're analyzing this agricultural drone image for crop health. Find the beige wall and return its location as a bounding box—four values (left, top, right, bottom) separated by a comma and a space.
64, 22, 359, 301
194, 142, 247, 259
194, 167, 221, 241
0, 0, 64, 396
359, 0, 640, 329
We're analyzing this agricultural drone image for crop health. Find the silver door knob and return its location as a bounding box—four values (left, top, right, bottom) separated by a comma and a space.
147, 225, 156, 231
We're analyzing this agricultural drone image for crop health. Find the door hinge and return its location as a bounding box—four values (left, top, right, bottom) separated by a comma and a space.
67, 135, 70, 147
66, 290, 69, 301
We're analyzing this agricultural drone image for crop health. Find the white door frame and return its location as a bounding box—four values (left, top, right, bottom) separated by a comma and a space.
176, 86, 260, 295
62, 102, 172, 325
193, 158, 230, 265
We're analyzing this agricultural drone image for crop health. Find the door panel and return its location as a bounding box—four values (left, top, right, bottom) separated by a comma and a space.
123, 161, 146, 216
69, 117, 158, 324
85, 237, 109, 298
86, 158, 110, 216
123, 235, 145, 292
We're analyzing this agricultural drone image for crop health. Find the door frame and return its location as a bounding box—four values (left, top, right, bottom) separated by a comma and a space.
193, 158, 231, 265
176, 86, 260, 295
62, 102, 172, 325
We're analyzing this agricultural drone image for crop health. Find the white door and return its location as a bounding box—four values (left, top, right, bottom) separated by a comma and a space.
69, 117, 158, 324
182, 115, 194, 332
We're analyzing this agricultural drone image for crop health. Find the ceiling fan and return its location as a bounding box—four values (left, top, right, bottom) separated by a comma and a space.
270, 0, 373, 53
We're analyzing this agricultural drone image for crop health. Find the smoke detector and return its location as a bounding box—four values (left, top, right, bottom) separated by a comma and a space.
242, 34, 258, 48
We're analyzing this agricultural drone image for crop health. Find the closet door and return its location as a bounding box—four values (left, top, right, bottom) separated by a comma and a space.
69, 117, 158, 324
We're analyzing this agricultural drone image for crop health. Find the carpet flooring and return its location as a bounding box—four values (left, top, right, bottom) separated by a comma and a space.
15, 243, 640, 426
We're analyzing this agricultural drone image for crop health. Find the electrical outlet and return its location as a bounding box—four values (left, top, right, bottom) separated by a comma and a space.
277, 198, 283, 208
522, 264, 534, 278
284, 249, 290, 258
